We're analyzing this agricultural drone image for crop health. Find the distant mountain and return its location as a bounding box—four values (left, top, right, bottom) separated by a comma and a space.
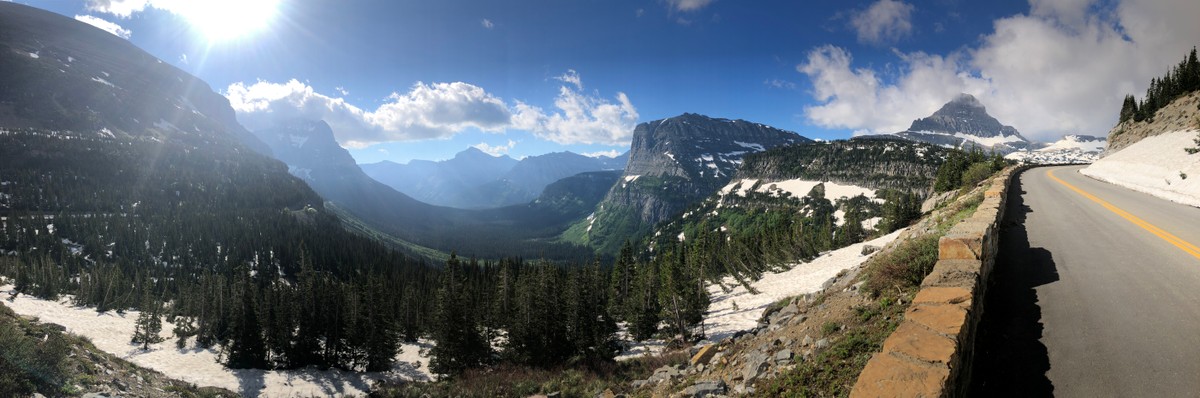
877, 94, 1031, 154
564, 113, 810, 254
1005, 134, 1106, 164
361, 148, 518, 208
254, 118, 608, 261
362, 149, 627, 209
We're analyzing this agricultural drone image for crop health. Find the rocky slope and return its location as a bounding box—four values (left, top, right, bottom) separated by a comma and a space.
564, 113, 810, 254
0, 2, 269, 155
878, 94, 1031, 154
1104, 90, 1200, 154
1005, 134, 1106, 164
736, 138, 949, 195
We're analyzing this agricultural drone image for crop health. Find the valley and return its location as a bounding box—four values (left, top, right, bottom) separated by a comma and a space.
1, 1, 1199, 397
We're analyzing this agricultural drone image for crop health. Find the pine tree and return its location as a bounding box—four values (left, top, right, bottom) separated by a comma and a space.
225, 268, 267, 369
627, 260, 661, 340
429, 254, 491, 375
131, 306, 165, 350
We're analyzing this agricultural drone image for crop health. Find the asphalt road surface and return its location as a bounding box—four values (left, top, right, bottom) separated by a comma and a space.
970, 165, 1200, 397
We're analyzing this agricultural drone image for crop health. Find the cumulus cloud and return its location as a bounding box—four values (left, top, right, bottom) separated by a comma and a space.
226, 79, 512, 147
481, 18, 494, 29
512, 76, 639, 146
472, 140, 516, 156
226, 71, 638, 147
850, 0, 915, 45
800, 0, 1200, 141
664, 0, 715, 12
74, 15, 132, 39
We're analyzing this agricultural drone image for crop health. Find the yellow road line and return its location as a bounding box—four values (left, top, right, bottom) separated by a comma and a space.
1047, 168, 1200, 260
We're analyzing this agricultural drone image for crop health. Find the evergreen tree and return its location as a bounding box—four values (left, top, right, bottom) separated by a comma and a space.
626, 260, 661, 340
131, 306, 165, 350
429, 254, 490, 375
225, 268, 267, 369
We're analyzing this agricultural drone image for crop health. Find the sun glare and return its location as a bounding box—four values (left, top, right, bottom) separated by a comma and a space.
174, 0, 281, 41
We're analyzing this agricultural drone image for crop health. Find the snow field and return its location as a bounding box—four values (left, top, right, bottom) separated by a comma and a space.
0, 285, 431, 397
701, 229, 904, 341
1082, 130, 1200, 207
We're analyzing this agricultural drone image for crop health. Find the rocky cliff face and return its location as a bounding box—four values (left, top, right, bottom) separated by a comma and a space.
884, 94, 1030, 153
566, 113, 809, 253
1104, 91, 1200, 154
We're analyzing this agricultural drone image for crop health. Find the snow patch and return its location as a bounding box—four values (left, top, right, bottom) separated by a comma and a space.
951, 132, 1025, 148
734, 141, 766, 152
0, 285, 432, 397
91, 77, 116, 88
702, 229, 905, 341
28, 52, 39, 59
1081, 130, 1200, 207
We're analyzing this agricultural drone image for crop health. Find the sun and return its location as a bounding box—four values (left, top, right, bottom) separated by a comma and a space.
173, 0, 281, 41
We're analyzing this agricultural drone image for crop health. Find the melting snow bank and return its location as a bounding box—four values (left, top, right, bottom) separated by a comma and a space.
1081, 130, 1200, 207
0, 285, 431, 397
704, 229, 904, 342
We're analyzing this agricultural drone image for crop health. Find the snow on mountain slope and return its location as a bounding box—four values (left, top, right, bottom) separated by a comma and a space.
1081, 130, 1200, 207
703, 229, 905, 341
717, 178, 877, 202
1006, 135, 1107, 164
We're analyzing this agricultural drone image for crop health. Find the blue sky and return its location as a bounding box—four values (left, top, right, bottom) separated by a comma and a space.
20, 0, 1200, 163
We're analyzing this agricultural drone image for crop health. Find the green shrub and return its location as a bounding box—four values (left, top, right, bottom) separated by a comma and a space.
960, 162, 996, 188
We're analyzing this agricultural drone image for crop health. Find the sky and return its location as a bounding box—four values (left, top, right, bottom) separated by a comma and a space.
17, 0, 1200, 164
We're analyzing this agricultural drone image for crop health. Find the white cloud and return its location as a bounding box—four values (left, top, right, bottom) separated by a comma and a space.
800, 0, 1200, 142
850, 0, 915, 45
583, 150, 623, 158
74, 14, 132, 39
226, 79, 512, 148
335, 86, 349, 96
85, 0, 151, 18
226, 71, 638, 147
481, 18, 494, 29
664, 0, 714, 12
472, 140, 516, 156
554, 70, 583, 90
764, 79, 797, 90
178, 53, 188, 64
512, 75, 639, 146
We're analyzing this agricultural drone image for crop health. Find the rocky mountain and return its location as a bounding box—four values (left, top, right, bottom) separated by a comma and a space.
564, 113, 810, 254
0, 2, 270, 155
1005, 134, 1106, 164
362, 149, 627, 209
881, 94, 1031, 153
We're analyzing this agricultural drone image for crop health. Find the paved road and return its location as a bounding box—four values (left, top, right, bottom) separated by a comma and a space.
970, 165, 1200, 397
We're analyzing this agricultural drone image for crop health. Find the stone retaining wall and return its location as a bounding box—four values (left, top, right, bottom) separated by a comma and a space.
850, 167, 1020, 398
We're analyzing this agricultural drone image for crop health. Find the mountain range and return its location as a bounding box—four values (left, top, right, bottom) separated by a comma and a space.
362, 149, 627, 209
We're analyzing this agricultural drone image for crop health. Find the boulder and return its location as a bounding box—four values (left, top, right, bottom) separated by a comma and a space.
682, 380, 727, 397
690, 344, 719, 366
